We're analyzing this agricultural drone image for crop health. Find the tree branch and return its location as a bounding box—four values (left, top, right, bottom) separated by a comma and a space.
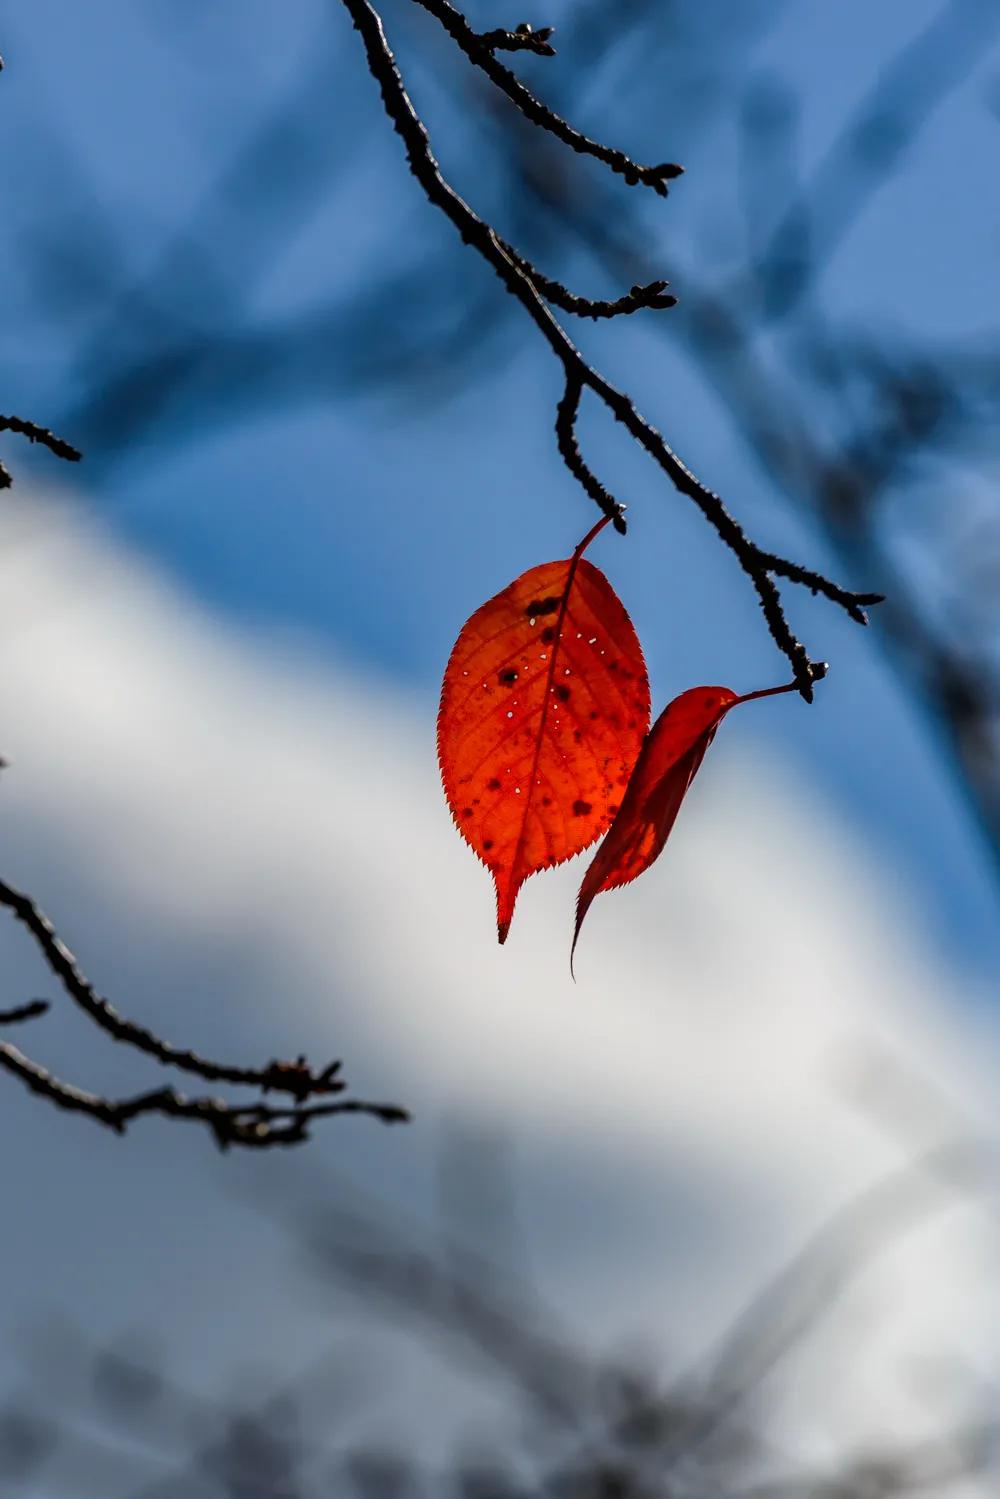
555, 376, 626, 533
0, 876, 355, 1103
0, 1038, 408, 1149
0, 413, 81, 490
339, 0, 880, 697
503, 239, 677, 319
411, 0, 681, 194
0, 876, 409, 1145
0, 998, 50, 1026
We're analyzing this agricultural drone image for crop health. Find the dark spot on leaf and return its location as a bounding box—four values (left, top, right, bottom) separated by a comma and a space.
487, 777, 501, 791
462, 806, 473, 818
483, 839, 494, 851
608, 803, 619, 816
608, 661, 618, 672
589, 710, 599, 720
498, 668, 518, 685
573, 729, 582, 742
524, 595, 561, 617
542, 796, 552, 807
541, 625, 557, 644
555, 684, 571, 702
572, 799, 593, 816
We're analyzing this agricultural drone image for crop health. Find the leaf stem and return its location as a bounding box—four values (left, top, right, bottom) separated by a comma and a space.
734, 680, 803, 706
571, 512, 614, 562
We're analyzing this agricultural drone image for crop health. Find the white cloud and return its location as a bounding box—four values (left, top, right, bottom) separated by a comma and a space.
1, 490, 997, 1476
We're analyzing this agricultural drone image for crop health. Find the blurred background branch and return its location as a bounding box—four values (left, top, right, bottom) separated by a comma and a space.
1, 1122, 996, 1496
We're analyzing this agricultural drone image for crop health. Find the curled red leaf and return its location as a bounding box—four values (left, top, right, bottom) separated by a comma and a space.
572, 679, 799, 971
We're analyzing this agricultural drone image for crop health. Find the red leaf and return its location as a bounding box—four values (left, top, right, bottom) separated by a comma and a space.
439, 518, 651, 942
571, 679, 799, 971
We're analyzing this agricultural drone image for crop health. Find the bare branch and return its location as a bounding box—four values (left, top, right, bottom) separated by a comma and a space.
0, 999, 50, 1026
411, 0, 682, 195
0, 876, 354, 1103
0, 413, 82, 487
339, 0, 879, 697
503, 239, 677, 318
0, 1037, 408, 1150
555, 376, 626, 533
762, 552, 884, 623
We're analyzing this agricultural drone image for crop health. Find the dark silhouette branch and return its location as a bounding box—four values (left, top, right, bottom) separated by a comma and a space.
503, 238, 677, 318
555, 375, 627, 533
0, 878, 410, 1146
339, 0, 881, 697
0, 999, 50, 1026
0, 413, 81, 490
412, 0, 680, 193
476, 22, 555, 58
0, 1038, 408, 1149
0, 877, 348, 1103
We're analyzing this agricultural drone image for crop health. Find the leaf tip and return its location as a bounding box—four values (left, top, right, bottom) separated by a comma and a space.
569, 893, 590, 979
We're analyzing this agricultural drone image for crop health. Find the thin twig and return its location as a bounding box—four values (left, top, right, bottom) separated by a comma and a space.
503, 239, 677, 318
0, 413, 82, 464
762, 551, 883, 623
0, 1038, 408, 1149
477, 23, 555, 58
0, 998, 50, 1026
411, 0, 682, 195
555, 376, 626, 533
339, 0, 878, 696
0, 877, 346, 1102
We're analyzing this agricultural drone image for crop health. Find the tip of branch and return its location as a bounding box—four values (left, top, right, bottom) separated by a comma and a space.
376, 1104, 412, 1125
0, 998, 51, 1025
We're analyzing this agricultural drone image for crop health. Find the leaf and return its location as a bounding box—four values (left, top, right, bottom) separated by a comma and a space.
571, 679, 799, 971
439, 518, 651, 942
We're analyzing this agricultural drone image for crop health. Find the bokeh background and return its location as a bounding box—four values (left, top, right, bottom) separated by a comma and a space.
1, 1, 999, 1493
